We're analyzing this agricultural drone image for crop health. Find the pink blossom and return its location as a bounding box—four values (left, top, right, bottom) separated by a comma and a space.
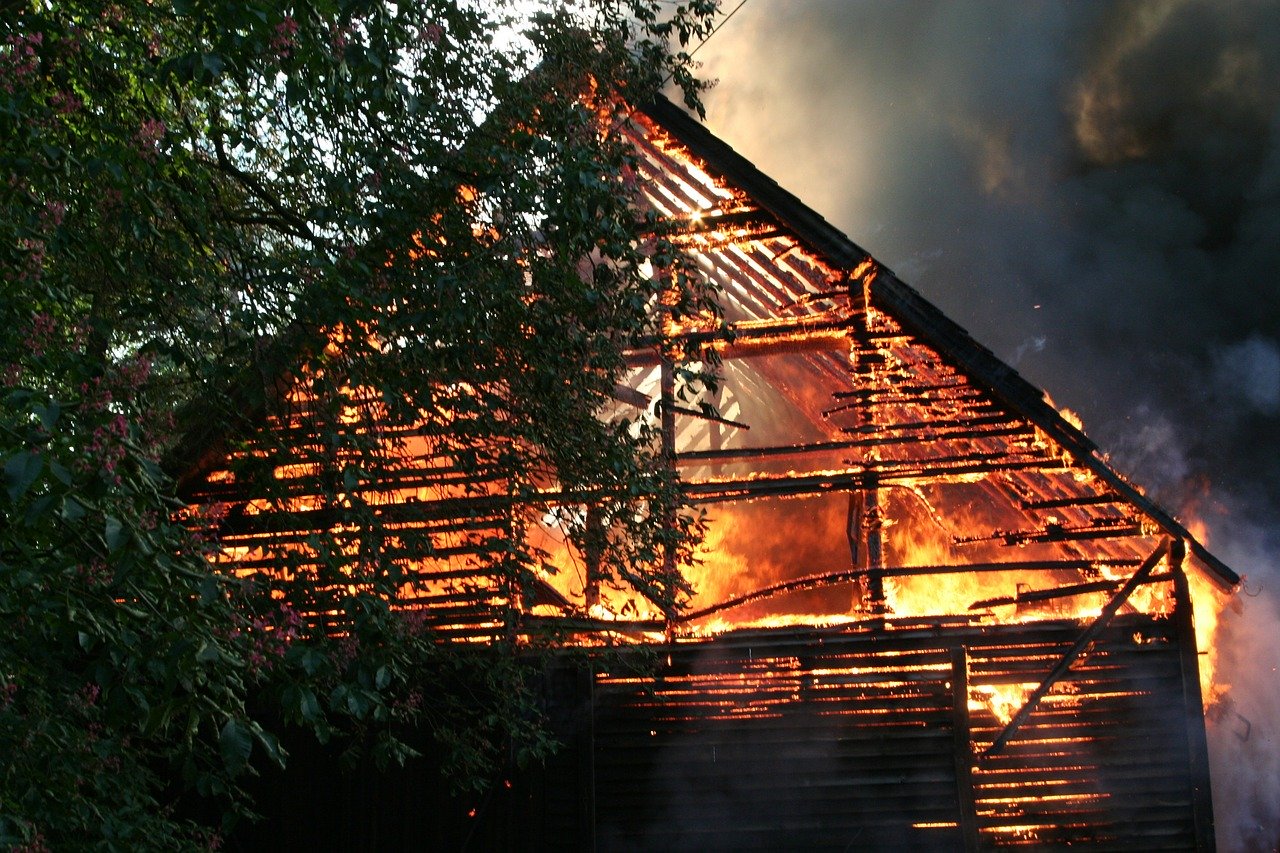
17, 238, 45, 282
136, 118, 166, 160
421, 23, 444, 45
42, 200, 66, 228
78, 683, 100, 707
271, 15, 300, 59
116, 353, 153, 390
78, 558, 111, 587
329, 25, 350, 57
27, 312, 54, 357
12, 831, 49, 853
0, 32, 42, 94
50, 90, 83, 115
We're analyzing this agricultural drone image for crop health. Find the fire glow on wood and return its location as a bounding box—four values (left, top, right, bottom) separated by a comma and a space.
182, 95, 1238, 850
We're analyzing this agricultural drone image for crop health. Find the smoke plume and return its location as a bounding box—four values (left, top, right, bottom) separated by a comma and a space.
694, 1, 1280, 847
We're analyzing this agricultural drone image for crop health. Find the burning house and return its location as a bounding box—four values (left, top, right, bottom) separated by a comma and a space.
185, 96, 1238, 850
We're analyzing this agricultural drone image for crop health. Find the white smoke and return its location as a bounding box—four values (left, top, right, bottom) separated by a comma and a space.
1214, 335, 1280, 415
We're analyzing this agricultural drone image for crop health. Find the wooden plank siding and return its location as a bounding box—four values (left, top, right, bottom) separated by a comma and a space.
591, 612, 1204, 852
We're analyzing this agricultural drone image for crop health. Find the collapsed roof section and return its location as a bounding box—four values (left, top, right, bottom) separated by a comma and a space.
586, 95, 1237, 630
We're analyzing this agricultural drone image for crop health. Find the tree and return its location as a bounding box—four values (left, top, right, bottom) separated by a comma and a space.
0, 1, 720, 847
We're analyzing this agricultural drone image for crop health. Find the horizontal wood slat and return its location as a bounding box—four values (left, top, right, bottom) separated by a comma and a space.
592, 617, 1202, 851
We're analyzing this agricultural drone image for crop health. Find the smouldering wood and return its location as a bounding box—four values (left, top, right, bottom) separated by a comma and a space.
982, 539, 1170, 758
1172, 539, 1218, 852
967, 571, 1172, 610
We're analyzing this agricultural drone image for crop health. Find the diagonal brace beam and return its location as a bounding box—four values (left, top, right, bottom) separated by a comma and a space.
982, 538, 1171, 758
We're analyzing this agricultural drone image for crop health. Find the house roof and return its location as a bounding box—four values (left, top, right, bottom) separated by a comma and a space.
638, 94, 1239, 589
173, 92, 1241, 625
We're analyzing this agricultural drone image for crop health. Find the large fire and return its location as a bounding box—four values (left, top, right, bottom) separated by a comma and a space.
182, 103, 1236, 849
192, 110, 1233, 687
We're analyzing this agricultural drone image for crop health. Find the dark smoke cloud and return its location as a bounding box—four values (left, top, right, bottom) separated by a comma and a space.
693, 1, 1280, 847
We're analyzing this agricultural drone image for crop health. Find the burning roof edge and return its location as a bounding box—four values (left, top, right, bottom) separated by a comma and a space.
639, 94, 1240, 589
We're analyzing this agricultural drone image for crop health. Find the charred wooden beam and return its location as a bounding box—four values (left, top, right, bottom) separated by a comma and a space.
1172, 539, 1218, 851
677, 438, 1004, 466
982, 539, 1170, 758
838, 425, 1035, 450
831, 381, 972, 399
1019, 493, 1120, 511
677, 559, 1141, 622
683, 459, 1068, 504
583, 504, 604, 610
776, 287, 847, 313
623, 314, 855, 367
651, 207, 780, 235
840, 413, 1014, 436
660, 357, 677, 627
676, 229, 790, 252
668, 403, 750, 431
955, 520, 1143, 547
822, 388, 986, 418
679, 448, 1045, 481
967, 571, 1173, 610
520, 614, 666, 634
863, 472, 886, 610
611, 383, 651, 408
190, 465, 511, 503
951, 647, 981, 853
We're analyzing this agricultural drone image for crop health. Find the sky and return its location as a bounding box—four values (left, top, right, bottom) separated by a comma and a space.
690, 1, 1280, 847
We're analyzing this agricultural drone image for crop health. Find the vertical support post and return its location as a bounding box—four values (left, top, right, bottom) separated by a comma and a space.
583, 505, 603, 611
864, 471, 885, 611
951, 647, 981, 852
1172, 538, 1217, 851
660, 357, 677, 461
845, 491, 862, 567
660, 358, 678, 632
846, 263, 886, 613
503, 505, 518, 644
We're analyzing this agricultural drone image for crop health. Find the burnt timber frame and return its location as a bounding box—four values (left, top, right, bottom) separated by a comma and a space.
638, 94, 1237, 590
194, 94, 1237, 850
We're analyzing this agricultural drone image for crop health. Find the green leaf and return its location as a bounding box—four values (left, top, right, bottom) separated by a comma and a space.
61, 494, 86, 521
4, 450, 42, 501
201, 53, 225, 79
254, 728, 286, 768
199, 575, 221, 606
219, 719, 252, 775
104, 516, 127, 552
49, 460, 71, 485
24, 492, 55, 525
35, 401, 60, 431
